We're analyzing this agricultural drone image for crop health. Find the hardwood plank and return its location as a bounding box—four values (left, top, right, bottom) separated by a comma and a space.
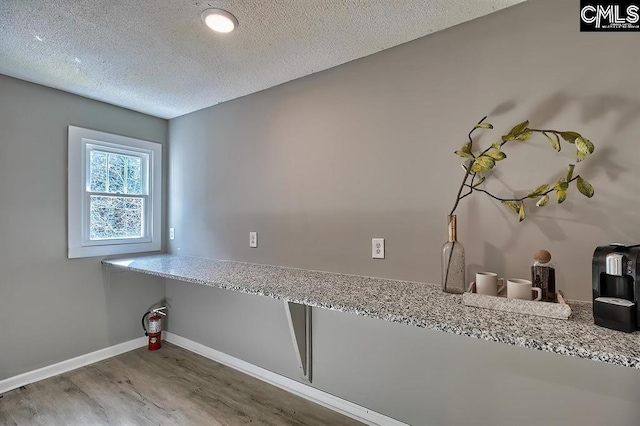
0, 343, 362, 426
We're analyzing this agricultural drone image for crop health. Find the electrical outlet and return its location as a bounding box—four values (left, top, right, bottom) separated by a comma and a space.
169, 228, 175, 240
250, 231, 258, 248
372, 238, 385, 259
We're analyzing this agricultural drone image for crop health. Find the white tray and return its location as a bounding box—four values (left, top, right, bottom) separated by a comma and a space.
462, 282, 571, 320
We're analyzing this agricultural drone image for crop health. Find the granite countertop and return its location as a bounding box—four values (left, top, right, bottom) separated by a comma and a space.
102, 254, 640, 369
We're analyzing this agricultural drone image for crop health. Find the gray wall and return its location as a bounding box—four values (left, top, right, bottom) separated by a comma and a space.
168, 0, 640, 301
312, 308, 640, 426
166, 280, 640, 426
0, 75, 167, 381
165, 0, 640, 423
165, 279, 301, 379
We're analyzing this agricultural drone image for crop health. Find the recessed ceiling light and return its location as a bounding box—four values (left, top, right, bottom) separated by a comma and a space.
201, 9, 238, 33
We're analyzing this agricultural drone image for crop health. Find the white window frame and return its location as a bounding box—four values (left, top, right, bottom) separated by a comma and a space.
68, 126, 162, 259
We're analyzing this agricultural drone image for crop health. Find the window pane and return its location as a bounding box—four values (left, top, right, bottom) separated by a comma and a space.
89, 151, 107, 192
106, 153, 143, 195
107, 154, 125, 193
90, 195, 143, 240
126, 156, 142, 194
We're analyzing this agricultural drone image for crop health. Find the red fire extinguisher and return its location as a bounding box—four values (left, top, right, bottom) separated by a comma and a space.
142, 306, 166, 351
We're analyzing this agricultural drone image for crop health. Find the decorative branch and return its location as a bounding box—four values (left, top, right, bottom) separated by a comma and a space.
449, 118, 596, 221
463, 176, 580, 203
449, 116, 487, 215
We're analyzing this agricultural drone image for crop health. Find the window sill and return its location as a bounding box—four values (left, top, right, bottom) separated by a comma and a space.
68, 241, 161, 259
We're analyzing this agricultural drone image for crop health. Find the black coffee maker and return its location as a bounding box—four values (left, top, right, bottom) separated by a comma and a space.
592, 244, 640, 333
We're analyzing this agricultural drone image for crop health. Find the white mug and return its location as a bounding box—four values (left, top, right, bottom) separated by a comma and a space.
475, 272, 505, 296
507, 279, 542, 301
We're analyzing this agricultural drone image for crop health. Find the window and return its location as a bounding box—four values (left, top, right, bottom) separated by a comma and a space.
68, 126, 162, 258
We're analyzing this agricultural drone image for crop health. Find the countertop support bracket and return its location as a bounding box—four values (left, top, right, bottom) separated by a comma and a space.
284, 301, 312, 382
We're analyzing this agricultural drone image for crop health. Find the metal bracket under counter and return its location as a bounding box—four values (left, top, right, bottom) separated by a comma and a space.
284, 301, 312, 382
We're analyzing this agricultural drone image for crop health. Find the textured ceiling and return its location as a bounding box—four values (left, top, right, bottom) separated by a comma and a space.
0, 0, 525, 119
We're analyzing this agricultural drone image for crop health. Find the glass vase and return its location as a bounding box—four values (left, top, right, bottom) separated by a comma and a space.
441, 215, 466, 294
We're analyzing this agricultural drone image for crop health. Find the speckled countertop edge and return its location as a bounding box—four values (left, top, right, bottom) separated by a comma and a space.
102, 255, 640, 369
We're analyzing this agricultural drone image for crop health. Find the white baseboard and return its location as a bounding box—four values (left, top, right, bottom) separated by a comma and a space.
164, 332, 408, 426
0, 337, 147, 395
1, 333, 407, 426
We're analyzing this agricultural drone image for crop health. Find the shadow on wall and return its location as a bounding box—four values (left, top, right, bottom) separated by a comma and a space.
101, 267, 166, 346
467, 242, 507, 287
480, 92, 640, 246
488, 100, 517, 117
539, 92, 640, 237
528, 92, 640, 134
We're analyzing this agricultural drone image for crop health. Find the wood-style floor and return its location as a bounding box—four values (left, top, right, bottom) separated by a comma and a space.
0, 343, 362, 426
